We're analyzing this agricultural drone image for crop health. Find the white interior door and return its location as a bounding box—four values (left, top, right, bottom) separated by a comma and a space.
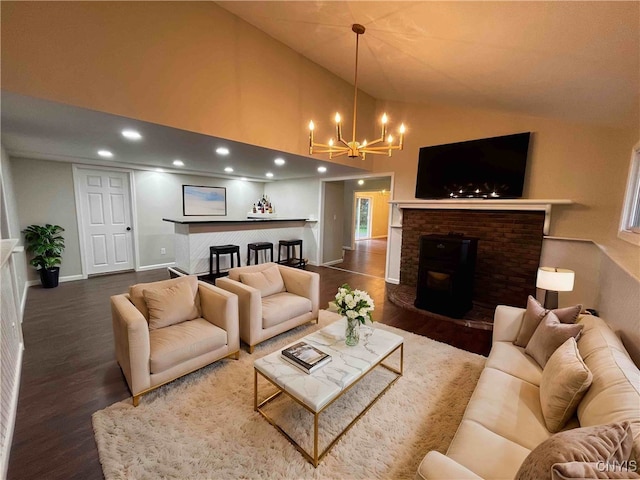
76, 168, 134, 275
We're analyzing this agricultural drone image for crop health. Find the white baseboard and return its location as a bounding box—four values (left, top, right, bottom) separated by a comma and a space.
25, 274, 85, 288
19, 283, 28, 323
342, 246, 353, 251
385, 277, 400, 285
323, 259, 343, 266
138, 262, 176, 272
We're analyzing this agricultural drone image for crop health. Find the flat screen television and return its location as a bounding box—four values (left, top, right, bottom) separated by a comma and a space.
415, 132, 531, 199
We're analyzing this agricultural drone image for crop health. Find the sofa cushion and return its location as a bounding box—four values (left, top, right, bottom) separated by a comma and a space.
540, 337, 593, 432
461, 367, 551, 451
486, 341, 542, 386
576, 314, 640, 454
514, 296, 582, 347
525, 312, 584, 368
149, 318, 227, 374
129, 275, 199, 321
447, 419, 533, 480
515, 422, 636, 480
239, 264, 285, 297
262, 292, 312, 329
144, 280, 199, 330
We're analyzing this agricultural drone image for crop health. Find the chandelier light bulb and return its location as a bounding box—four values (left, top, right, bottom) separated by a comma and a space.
308, 120, 315, 131
329, 138, 334, 146
335, 113, 341, 124
362, 139, 368, 147
400, 124, 406, 134
381, 113, 388, 124
387, 135, 393, 143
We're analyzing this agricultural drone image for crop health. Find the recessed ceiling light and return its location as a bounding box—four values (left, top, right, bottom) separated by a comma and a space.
317, 166, 327, 173
224, 167, 234, 173
172, 159, 184, 167
274, 158, 285, 166
358, 179, 365, 186
121, 129, 142, 140
266, 172, 274, 178
97, 150, 113, 158
155, 168, 164, 173
216, 147, 230, 155
240, 177, 248, 181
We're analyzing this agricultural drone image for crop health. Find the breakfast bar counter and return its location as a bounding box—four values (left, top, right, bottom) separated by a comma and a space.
163, 217, 317, 275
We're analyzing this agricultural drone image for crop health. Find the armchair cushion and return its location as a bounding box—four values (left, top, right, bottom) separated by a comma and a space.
239, 264, 285, 297
149, 318, 228, 374
129, 275, 200, 321
262, 292, 312, 328
143, 280, 199, 330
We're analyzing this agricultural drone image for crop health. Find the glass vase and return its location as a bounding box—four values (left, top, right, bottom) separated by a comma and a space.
345, 317, 360, 346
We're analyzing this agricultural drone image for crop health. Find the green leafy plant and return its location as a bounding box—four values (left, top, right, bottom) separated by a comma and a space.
23, 224, 65, 270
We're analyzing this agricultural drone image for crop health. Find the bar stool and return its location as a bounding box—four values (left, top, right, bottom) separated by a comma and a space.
278, 239, 304, 268
247, 242, 273, 265
209, 244, 241, 278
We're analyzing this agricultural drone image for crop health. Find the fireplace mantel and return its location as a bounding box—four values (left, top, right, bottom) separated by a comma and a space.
384, 199, 572, 285
388, 199, 572, 235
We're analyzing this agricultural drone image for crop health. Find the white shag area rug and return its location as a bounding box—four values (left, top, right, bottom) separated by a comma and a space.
93, 310, 485, 480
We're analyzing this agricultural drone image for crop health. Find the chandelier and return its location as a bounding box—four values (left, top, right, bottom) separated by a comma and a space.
308, 24, 406, 159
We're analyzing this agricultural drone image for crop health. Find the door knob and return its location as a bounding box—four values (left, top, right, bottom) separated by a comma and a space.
126, 227, 131, 231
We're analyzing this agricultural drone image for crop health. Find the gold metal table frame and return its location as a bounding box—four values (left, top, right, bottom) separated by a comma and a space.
254, 342, 403, 467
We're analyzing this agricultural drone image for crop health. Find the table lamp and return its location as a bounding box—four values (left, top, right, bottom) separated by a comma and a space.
536, 267, 575, 309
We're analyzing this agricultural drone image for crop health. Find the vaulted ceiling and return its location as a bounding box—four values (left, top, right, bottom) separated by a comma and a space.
217, 1, 639, 129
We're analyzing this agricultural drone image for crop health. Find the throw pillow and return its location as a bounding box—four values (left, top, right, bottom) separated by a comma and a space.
515, 421, 637, 480
143, 280, 199, 330
514, 296, 582, 347
239, 264, 285, 297
525, 311, 584, 368
551, 461, 640, 479
540, 337, 593, 432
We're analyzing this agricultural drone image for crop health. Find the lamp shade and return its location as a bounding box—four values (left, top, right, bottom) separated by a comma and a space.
536, 267, 575, 292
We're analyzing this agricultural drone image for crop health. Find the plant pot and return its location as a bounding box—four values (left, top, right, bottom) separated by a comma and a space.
39, 267, 60, 288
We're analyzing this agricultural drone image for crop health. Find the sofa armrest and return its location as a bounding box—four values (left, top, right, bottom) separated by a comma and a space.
493, 305, 526, 344
215, 277, 262, 346
198, 281, 239, 352
417, 451, 483, 480
278, 265, 319, 316
111, 293, 151, 395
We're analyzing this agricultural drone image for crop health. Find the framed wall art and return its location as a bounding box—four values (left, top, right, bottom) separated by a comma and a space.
182, 185, 227, 216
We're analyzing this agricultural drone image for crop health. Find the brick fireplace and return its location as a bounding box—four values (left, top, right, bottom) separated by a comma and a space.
401, 209, 545, 310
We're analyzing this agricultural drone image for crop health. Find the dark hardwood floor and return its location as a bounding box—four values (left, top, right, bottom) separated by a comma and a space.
9, 265, 490, 480
330, 238, 388, 278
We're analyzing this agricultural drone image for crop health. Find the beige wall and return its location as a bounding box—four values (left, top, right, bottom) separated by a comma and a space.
0, 1, 376, 173
371, 101, 636, 244
354, 191, 390, 239
342, 177, 392, 247
11, 158, 82, 281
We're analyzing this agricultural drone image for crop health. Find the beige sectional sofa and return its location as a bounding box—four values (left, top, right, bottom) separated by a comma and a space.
417, 305, 640, 479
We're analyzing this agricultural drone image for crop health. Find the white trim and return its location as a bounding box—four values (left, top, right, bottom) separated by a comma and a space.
20, 283, 28, 323
386, 277, 400, 285
73, 165, 139, 277
0, 344, 23, 480
137, 262, 176, 272
389, 199, 571, 236
322, 259, 343, 266
25, 274, 83, 287
342, 245, 354, 251
618, 141, 640, 246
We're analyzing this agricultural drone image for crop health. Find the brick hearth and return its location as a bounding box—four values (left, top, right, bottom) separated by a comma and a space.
401, 209, 545, 309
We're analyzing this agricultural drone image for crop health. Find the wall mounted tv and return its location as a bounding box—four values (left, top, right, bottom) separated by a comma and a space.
415, 132, 531, 199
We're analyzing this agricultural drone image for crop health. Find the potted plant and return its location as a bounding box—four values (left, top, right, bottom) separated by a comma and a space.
23, 224, 65, 288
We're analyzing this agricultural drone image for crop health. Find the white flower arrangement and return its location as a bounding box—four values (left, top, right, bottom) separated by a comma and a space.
334, 283, 375, 325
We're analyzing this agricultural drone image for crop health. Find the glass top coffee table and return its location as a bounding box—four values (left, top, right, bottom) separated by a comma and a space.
254, 314, 404, 467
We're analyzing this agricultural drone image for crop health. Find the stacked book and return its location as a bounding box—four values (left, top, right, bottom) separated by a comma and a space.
282, 342, 332, 374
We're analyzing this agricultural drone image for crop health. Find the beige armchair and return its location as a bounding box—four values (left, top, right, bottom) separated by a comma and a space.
111, 275, 239, 406
215, 263, 319, 353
